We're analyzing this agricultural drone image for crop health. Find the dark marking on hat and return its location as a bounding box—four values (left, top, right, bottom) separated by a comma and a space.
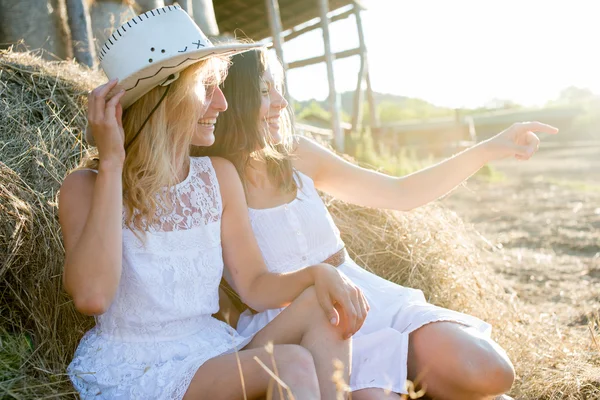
193, 40, 205, 49
178, 46, 188, 53
124, 52, 217, 92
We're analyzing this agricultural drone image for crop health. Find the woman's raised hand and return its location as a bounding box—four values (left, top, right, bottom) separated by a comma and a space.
485, 121, 559, 161
312, 263, 370, 339
87, 79, 127, 163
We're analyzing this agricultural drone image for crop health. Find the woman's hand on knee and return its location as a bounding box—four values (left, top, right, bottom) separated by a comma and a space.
310, 263, 369, 339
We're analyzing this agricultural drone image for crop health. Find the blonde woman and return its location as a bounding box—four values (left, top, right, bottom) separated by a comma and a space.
61, 7, 364, 399
203, 48, 560, 400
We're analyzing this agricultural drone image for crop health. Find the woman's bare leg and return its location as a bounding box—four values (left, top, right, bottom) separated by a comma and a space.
184, 344, 319, 400
341, 321, 514, 400
407, 322, 515, 400
184, 286, 351, 399
247, 286, 351, 399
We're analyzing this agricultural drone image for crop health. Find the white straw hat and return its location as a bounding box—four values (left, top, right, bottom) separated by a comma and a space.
86, 5, 260, 144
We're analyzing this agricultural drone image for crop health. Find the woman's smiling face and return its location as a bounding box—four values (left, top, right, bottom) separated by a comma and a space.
257, 65, 288, 144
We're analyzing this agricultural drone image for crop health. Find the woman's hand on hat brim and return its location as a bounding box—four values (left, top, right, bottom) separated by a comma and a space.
87, 79, 127, 164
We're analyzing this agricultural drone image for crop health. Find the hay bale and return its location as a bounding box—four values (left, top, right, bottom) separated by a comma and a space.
330, 199, 509, 319
0, 48, 598, 399
0, 49, 101, 398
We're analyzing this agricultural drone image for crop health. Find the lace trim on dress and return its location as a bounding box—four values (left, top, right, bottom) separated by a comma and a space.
124, 157, 222, 233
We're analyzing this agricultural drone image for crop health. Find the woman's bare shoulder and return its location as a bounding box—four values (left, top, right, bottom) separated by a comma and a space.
207, 156, 245, 202
58, 169, 98, 217
60, 169, 97, 199
291, 135, 332, 178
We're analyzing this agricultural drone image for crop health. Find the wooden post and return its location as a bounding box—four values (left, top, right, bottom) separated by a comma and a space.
65, 0, 96, 68
318, 0, 344, 152
191, 0, 219, 36
0, 0, 72, 61
351, 3, 367, 136
351, 56, 366, 135
265, 0, 293, 109
178, 0, 194, 18
265, 0, 285, 69
365, 66, 380, 147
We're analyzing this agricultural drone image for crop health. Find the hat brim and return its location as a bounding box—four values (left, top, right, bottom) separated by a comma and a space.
86, 42, 262, 144
115, 42, 260, 109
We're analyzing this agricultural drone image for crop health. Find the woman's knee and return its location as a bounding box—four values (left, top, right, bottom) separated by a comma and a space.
286, 286, 325, 321
408, 322, 514, 396
274, 344, 318, 388
293, 286, 320, 310
461, 337, 515, 395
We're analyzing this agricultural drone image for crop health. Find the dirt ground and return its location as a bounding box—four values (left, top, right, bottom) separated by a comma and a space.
442, 142, 600, 360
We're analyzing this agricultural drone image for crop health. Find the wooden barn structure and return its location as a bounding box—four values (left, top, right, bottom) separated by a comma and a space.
0, 0, 375, 153
212, 0, 376, 152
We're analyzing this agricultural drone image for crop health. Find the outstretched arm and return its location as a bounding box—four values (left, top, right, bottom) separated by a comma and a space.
294, 121, 558, 211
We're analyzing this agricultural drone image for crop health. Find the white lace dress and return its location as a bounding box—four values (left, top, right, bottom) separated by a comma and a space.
236, 170, 492, 394
67, 157, 252, 400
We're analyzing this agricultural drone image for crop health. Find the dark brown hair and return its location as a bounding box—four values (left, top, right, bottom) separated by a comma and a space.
193, 48, 298, 194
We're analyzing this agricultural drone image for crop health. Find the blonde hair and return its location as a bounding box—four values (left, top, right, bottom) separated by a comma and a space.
80, 56, 229, 231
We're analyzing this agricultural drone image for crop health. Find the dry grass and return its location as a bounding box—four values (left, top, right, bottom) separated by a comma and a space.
0, 49, 102, 398
0, 49, 598, 399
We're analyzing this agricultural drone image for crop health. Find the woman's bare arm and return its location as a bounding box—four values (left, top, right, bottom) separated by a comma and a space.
212, 156, 367, 337
59, 162, 123, 316
59, 79, 126, 316
293, 122, 558, 211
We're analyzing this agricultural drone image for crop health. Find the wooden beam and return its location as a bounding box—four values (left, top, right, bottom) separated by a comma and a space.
265, 0, 293, 109
287, 47, 361, 69
365, 66, 379, 128
351, 55, 366, 133
265, 0, 285, 64
136, 0, 165, 11
283, 6, 354, 43
191, 0, 220, 36
318, 0, 344, 152
65, 0, 96, 68
177, 0, 193, 18
353, 2, 379, 133
351, 3, 367, 134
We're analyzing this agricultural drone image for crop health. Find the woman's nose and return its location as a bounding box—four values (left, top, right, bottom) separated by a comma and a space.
272, 90, 288, 110
211, 86, 228, 112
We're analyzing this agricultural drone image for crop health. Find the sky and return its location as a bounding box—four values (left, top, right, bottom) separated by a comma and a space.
277, 0, 600, 109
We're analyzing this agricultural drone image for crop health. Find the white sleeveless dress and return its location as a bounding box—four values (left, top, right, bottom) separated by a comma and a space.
68, 157, 252, 400
237, 170, 492, 394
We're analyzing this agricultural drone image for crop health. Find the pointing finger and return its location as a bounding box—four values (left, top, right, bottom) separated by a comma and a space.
519, 121, 559, 135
